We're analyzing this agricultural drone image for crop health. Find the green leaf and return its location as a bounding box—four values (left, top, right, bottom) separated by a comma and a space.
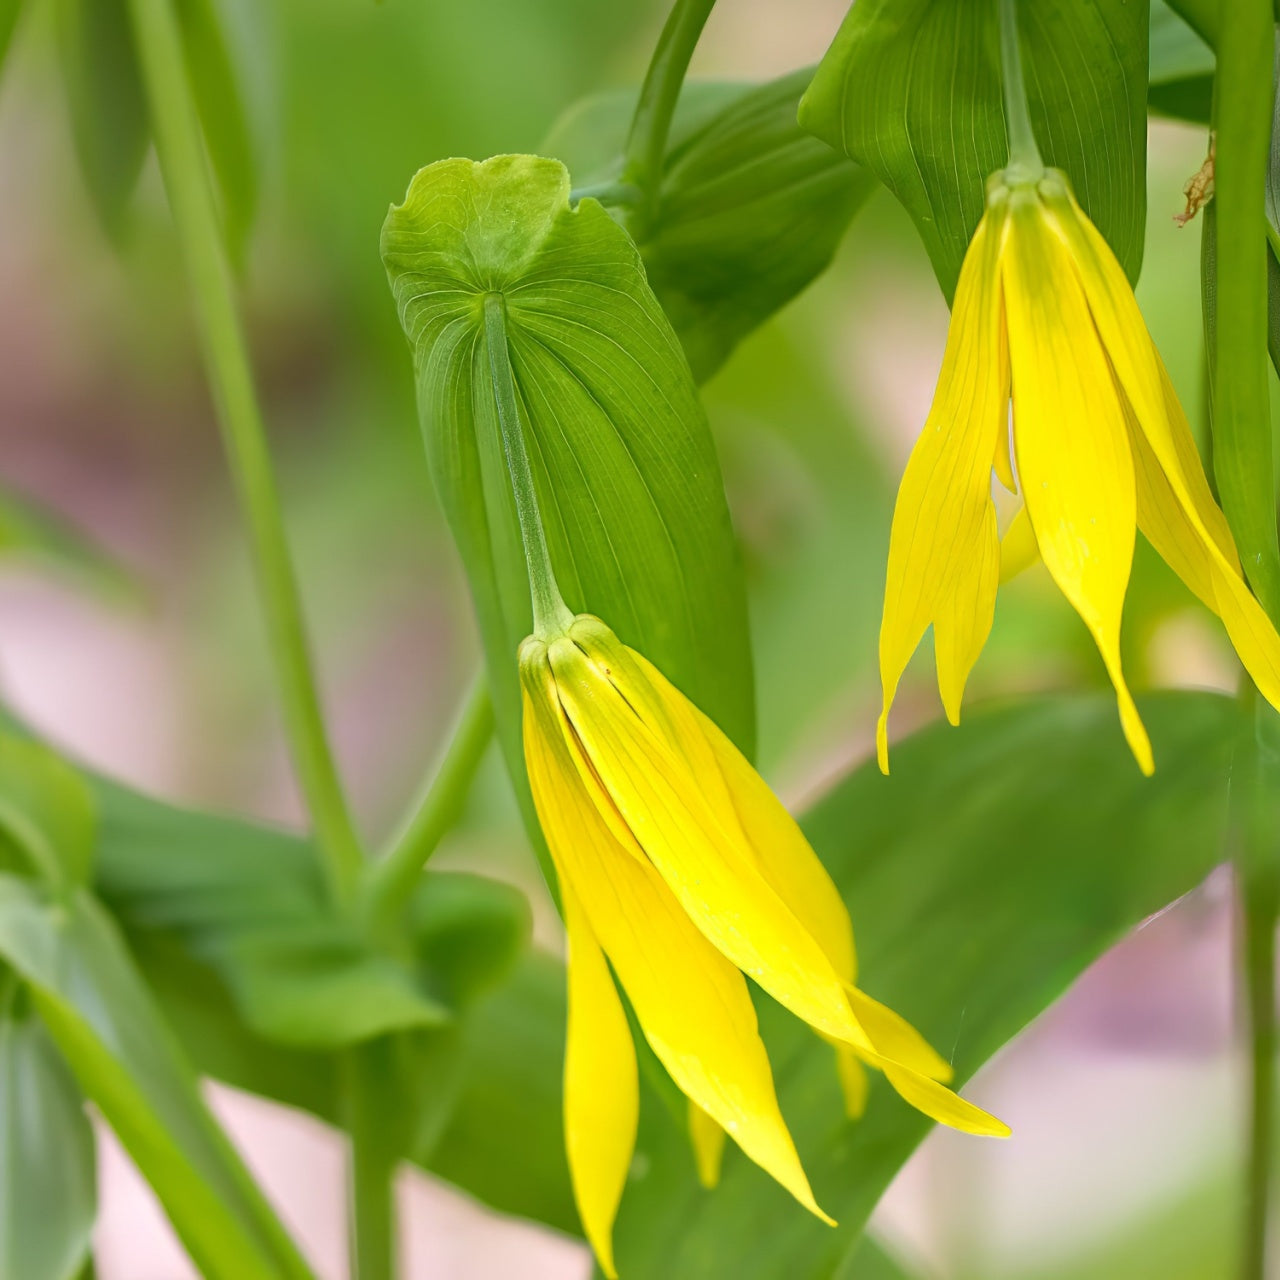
0, 995, 95, 1280
409, 871, 531, 1009
84, 762, 547, 1215
800, 0, 1149, 299
424, 949, 576, 1232
382, 154, 755, 854
0, 485, 140, 604
175, 0, 260, 261
0, 876, 313, 1280
89, 694, 1239, 1261
1148, 0, 1213, 124
93, 780, 454, 1048
0, 734, 95, 888
605, 692, 1235, 1276
57, 0, 150, 236
546, 70, 877, 381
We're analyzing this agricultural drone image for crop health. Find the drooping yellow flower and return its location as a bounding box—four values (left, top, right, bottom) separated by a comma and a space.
878, 168, 1280, 776
521, 613, 1007, 1277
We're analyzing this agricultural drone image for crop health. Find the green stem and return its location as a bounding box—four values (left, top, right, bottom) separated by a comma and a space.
1212, 6, 1280, 1277
344, 1044, 398, 1280
1212, 0, 1280, 618
124, 0, 363, 903
620, 0, 716, 236
482, 293, 573, 638
1232, 679, 1279, 1280
996, 0, 1044, 174
362, 676, 494, 933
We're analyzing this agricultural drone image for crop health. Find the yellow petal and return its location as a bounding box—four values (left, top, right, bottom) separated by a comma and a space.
999, 504, 1040, 584
1044, 187, 1240, 565
934, 506, 1000, 726
522, 675, 833, 1225
547, 636, 875, 1055
994, 408, 1017, 493
1125, 395, 1280, 706
689, 1101, 726, 1189
619, 640, 857, 984
845, 985, 953, 1083
1048, 186, 1280, 707
879, 1063, 1011, 1138
1003, 188, 1152, 775
834, 1046, 868, 1120
561, 885, 638, 1280
877, 203, 1010, 772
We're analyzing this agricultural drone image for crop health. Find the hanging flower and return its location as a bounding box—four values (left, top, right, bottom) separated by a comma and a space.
521, 613, 1007, 1277
877, 168, 1280, 775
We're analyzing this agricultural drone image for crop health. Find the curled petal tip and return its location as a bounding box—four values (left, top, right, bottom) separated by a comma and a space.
875, 717, 891, 775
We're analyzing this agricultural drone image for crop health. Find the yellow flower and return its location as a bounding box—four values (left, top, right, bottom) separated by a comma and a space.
520, 613, 1007, 1278
878, 168, 1280, 776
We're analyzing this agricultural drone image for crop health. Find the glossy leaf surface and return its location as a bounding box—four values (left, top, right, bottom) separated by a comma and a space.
382, 154, 754, 850
800, 0, 1149, 298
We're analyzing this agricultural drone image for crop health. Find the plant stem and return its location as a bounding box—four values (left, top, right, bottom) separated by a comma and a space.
996, 0, 1044, 175
362, 676, 494, 933
1231, 679, 1279, 1280
344, 1044, 398, 1280
620, 0, 716, 236
482, 293, 573, 639
124, 0, 364, 903
1212, 0, 1280, 618
1212, 5, 1280, 1275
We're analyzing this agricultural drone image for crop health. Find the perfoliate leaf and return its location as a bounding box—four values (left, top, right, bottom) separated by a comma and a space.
0, 734, 95, 889
0, 999, 95, 1280
382, 154, 754, 853
1148, 0, 1213, 124
800, 0, 1149, 299
546, 70, 877, 381
0, 876, 313, 1280
57, 0, 149, 237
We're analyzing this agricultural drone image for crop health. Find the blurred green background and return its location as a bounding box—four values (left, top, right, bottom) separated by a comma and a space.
0, 0, 1250, 1276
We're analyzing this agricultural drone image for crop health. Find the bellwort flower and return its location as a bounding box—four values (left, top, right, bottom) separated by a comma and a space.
877, 166, 1280, 775
521, 612, 1008, 1276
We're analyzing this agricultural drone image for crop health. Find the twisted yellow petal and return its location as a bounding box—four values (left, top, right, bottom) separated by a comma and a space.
999, 504, 1039, 584
689, 1101, 726, 1189
521, 647, 832, 1234
1003, 186, 1151, 774
560, 885, 637, 1280
877, 203, 1010, 772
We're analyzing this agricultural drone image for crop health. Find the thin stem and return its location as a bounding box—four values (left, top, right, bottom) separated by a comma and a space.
362, 676, 494, 933
620, 0, 716, 236
997, 0, 1044, 174
1231, 678, 1279, 1280
124, 0, 363, 902
482, 293, 573, 638
344, 1044, 397, 1280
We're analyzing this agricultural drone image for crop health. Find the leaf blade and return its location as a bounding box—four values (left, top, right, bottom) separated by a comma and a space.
800, 0, 1149, 298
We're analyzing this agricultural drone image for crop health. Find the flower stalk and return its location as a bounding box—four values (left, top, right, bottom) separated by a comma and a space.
362, 676, 494, 935
482, 292, 574, 638
620, 0, 717, 236
997, 0, 1044, 177
124, 0, 363, 905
